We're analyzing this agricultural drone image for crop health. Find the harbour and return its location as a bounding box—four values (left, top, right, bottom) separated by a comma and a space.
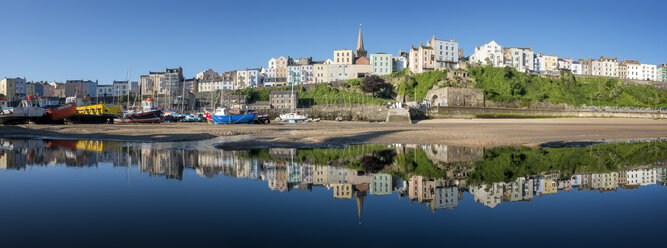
0, 138, 665, 246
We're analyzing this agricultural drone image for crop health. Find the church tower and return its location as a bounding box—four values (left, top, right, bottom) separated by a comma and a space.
354, 25, 367, 58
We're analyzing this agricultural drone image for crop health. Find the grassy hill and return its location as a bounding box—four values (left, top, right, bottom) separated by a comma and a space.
468, 66, 667, 108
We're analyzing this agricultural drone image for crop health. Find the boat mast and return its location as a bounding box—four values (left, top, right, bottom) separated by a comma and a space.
126, 65, 131, 111
181, 77, 186, 112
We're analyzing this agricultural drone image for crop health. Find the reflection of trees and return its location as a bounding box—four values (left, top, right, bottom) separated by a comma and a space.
360, 150, 395, 173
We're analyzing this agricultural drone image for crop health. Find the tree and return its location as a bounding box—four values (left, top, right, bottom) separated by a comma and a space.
360, 75, 392, 98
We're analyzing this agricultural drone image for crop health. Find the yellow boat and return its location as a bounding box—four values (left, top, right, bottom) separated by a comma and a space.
76, 104, 122, 116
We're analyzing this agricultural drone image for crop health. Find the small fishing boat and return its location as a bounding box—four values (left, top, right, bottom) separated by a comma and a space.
280, 112, 308, 123
115, 98, 164, 123
43, 102, 77, 121
211, 108, 257, 124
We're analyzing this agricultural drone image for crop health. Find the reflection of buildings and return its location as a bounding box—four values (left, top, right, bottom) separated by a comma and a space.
470, 182, 504, 208
430, 180, 460, 211
370, 174, 392, 196
627, 168, 656, 186
4, 138, 667, 216
332, 184, 352, 199
504, 177, 533, 202
408, 176, 435, 204
591, 172, 618, 192
423, 145, 484, 163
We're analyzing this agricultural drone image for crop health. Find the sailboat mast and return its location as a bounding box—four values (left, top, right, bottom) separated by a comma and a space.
127, 65, 131, 111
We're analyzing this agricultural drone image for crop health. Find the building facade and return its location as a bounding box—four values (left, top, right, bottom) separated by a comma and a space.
334, 49, 354, 65
543, 54, 559, 73
640, 64, 657, 81
430, 36, 459, 70
470, 40, 503, 67
0, 78, 17, 101
97, 85, 113, 97
65, 80, 97, 97
658, 64, 667, 82
370, 53, 392, 75
140, 72, 165, 95
313, 61, 330, 83
591, 57, 618, 77
503, 47, 534, 73
408, 43, 435, 73
196, 69, 218, 80
269, 90, 298, 109
286, 65, 301, 85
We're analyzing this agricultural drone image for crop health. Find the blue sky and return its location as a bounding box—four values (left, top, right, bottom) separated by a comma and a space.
1, 0, 665, 84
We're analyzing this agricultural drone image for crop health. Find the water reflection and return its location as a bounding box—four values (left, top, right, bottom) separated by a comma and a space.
1, 139, 666, 216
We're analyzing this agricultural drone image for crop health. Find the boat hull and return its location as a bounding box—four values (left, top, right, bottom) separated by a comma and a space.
116, 110, 164, 123
212, 113, 257, 124
46, 103, 77, 120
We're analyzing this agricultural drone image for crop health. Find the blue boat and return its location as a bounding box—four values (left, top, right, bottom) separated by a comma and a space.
211, 108, 257, 124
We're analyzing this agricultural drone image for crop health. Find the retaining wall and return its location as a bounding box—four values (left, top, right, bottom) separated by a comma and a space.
432, 106, 667, 118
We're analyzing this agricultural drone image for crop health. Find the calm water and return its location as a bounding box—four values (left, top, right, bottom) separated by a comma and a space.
1, 138, 666, 247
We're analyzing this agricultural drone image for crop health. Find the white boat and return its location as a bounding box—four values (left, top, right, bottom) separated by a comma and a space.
13, 97, 45, 118
0, 96, 45, 124
279, 112, 307, 123
279, 79, 307, 123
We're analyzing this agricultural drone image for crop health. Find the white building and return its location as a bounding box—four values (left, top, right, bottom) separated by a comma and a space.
14, 77, 26, 97
261, 67, 277, 87
640, 64, 657, 81
591, 57, 618, 77
534, 53, 544, 72
430, 36, 459, 70
112, 80, 132, 96
627, 168, 656, 186
503, 47, 534, 73
470, 41, 503, 67
393, 53, 408, 73
571, 62, 582, 74
623, 60, 642, 79
97, 85, 113, 97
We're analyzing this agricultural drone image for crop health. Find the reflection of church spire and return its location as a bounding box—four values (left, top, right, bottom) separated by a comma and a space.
354, 190, 366, 224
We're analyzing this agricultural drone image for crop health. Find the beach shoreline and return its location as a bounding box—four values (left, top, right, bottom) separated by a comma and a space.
1, 118, 665, 148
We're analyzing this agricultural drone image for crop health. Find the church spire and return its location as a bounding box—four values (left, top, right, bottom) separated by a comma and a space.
355, 190, 366, 224
355, 24, 367, 58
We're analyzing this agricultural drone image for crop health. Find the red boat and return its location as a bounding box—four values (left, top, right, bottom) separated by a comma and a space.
45, 102, 77, 120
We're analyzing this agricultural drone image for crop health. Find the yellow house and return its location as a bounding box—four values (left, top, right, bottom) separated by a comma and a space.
0, 78, 16, 101
332, 183, 352, 199
543, 54, 558, 72
542, 179, 557, 195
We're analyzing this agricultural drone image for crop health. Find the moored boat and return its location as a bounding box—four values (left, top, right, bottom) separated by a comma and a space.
115, 98, 164, 123
211, 108, 257, 124
44, 102, 77, 121
279, 112, 308, 123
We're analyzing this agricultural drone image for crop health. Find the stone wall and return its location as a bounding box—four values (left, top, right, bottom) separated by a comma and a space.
264, 104, 389, 121
432, 106, 667, 118
426, 87, 484, 107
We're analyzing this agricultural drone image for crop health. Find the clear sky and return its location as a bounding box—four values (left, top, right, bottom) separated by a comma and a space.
1, 0, 665, 84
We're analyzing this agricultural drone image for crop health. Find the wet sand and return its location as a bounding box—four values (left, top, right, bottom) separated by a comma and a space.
1, 118, 666, 148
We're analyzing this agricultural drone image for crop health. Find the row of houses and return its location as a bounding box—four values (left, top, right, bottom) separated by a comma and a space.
192, 29, 461, 93
0, 77, 138, 101
4, 27, 665, 102
469, 40, 667, 81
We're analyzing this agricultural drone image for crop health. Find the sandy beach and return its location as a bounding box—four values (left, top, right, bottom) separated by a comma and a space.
1, 118, 666, 148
